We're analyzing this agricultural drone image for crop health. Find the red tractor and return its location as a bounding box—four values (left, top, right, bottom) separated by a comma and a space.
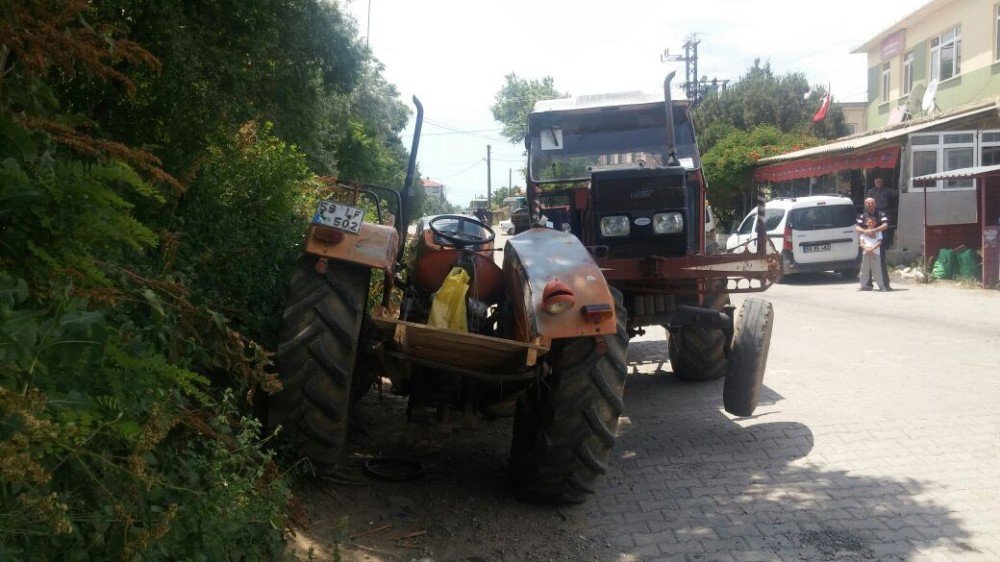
268, 99, 625, 503
267, 75, 780, 504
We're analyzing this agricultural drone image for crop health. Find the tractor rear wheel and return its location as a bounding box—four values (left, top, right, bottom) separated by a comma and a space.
267, 256, 371, 467
510, 288, 628, 504
723, 298, 774, 417
666, 294, 730, 382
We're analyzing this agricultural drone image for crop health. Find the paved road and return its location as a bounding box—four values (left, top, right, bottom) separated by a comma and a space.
294, 262, 1000, 561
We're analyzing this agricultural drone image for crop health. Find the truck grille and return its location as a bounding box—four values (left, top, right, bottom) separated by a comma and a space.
593, 170, 689, 259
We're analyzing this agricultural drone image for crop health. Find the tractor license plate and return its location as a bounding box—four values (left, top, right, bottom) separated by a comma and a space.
803, 244, 831, 253
311, 200, 364, 234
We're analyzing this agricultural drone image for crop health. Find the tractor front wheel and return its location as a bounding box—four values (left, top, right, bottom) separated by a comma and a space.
510, 288, 628, 504
267, 256, 371, 468
723, 298, 774, 417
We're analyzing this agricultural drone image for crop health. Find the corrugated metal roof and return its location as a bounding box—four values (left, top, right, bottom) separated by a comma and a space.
756, 102, 998, 165
913, 164, 1000, 182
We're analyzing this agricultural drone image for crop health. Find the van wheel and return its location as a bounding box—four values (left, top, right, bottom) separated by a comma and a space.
267, 256, 370, 468
723, 298, 773, 417
510, 288, 628, 504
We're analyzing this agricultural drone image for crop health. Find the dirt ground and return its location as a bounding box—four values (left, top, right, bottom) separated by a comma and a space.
286, 388, 605, 562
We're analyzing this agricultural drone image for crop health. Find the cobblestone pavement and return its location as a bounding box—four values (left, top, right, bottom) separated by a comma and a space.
298, 273, 1000, 561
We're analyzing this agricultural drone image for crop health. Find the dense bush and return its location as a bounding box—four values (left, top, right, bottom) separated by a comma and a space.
171, 122, 313, 348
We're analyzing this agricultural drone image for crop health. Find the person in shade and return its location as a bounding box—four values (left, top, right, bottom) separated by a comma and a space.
866, 176, 898, 248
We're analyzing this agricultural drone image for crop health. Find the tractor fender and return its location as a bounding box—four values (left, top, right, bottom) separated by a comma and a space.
503, 228, 617, 341
303, 223, 398, 272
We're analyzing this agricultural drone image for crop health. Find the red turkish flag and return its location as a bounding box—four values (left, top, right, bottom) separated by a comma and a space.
811, 91, 831, 123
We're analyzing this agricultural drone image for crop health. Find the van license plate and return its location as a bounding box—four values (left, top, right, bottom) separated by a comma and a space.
803, 244, 831, 253
312, 200, 364, 234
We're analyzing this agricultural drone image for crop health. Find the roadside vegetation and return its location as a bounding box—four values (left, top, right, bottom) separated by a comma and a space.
0, 1, 419, 558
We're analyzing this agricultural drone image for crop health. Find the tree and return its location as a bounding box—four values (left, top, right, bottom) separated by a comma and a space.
702, 125, 819, 219
694, 59, 847, 153
491, 73, 565, 144
490, 185, 523, 207
694, 60, 847, 225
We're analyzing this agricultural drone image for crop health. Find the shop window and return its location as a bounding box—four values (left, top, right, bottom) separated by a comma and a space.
981, 130, 1000, 166
909, 130, 976, 190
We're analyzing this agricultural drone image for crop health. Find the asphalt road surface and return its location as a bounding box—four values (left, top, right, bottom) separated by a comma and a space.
291, 240, 1000, 561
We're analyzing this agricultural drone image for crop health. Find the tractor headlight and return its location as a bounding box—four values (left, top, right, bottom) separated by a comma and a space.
600, 215, 630, 237
653, 212, 684, 234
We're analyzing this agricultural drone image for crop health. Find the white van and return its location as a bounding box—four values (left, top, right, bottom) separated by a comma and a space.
726, 195, 860, 277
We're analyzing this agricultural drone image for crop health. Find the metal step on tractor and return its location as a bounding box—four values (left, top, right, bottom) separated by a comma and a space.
266, 74, 780, 504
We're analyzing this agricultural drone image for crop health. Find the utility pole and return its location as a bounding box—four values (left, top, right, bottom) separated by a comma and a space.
508, 168, 512, 191
486, 144, 492, 213
661, 34, 728, 106
366, 0, 372, 49
661, 35, 700, 103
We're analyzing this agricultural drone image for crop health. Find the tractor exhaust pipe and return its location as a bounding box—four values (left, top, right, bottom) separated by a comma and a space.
398, 96, 423, 257
662, 72, 680, 167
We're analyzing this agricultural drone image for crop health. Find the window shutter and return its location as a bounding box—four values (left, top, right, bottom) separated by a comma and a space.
867, 65, 879, 103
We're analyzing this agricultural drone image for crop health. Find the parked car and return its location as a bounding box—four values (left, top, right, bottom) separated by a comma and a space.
498, 218, 515, 235
726, 195, 860, 278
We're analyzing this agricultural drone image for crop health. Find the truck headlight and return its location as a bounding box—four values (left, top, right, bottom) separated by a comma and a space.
600, 215, 630, 237
653, 212, 684, 234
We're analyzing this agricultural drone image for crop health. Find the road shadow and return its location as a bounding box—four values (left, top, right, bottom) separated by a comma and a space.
600, 372, 974, 561
779, 272, 858, 286
288, 349, 972, 561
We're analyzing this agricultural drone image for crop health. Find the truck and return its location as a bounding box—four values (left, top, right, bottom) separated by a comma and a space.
521, 71, 779, 406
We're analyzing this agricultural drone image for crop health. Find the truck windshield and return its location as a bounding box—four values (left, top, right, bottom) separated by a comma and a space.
528, 103, 699, 183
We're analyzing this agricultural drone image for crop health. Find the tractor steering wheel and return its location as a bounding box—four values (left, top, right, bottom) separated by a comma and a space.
428, 214, 495, 249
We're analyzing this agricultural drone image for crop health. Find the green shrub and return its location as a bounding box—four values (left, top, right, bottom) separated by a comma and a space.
170, 122, 312, 348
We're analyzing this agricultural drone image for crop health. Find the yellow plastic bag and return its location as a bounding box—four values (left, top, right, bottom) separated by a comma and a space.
428, 267, 469, 332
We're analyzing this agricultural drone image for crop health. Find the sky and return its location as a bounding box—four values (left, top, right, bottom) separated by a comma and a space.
341, 0, 930, 209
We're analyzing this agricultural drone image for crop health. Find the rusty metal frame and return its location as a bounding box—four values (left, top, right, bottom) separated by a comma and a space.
597, 197, 780, 295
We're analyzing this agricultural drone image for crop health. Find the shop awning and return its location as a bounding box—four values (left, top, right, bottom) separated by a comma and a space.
754, 145, 900, 183
752, 101, 999, 183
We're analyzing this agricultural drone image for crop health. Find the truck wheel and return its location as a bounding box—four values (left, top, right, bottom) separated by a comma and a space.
510, 288, 628, 504
268, 256, 370, 467
666, 293, 729, 382
723, 298, 773, 417
667, 326, 728, 381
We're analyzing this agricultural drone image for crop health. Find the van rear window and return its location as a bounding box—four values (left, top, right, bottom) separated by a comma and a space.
789, 205, 855, 231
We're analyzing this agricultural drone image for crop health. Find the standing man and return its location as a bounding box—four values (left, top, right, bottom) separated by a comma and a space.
856, 197, 891, 290
866, 177, 898, 248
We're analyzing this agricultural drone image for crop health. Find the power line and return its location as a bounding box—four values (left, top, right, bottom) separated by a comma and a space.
424, 117, 508, 143
423, 128, 502, 136
435, 159, 484, 179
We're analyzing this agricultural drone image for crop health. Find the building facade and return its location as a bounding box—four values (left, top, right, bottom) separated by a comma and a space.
421, 178, 445, 201
755, 0, 1000, 264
